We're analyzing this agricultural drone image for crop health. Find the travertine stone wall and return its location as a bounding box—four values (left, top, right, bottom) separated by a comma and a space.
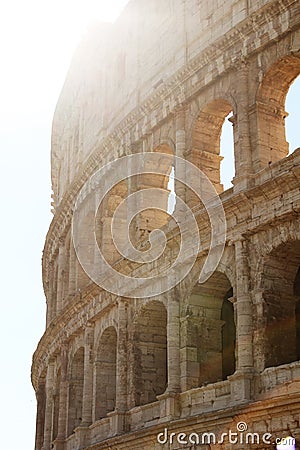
33, 0, 300, 449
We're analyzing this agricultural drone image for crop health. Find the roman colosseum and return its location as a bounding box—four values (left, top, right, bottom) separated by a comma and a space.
32, 0, 300, 449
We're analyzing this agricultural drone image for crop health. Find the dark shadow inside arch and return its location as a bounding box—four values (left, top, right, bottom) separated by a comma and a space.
181, 271, 236, 391
133, 301, 167, 406
94, 327, 117, 419
68, 347, 84, 436
261, 241, 300, 369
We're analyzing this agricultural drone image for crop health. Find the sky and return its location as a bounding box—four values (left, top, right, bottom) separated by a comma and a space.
0, 2, 299, 450
0, 2, 129, 450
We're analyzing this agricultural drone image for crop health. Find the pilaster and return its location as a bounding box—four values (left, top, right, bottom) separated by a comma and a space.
81, 323, 94, 426
56, 343, 69, 445
230, 238, 255, 402
42, 359, 55, 450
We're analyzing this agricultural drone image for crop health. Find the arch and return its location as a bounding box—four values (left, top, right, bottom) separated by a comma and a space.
181, 271, 235, 390
96, 180, 128, 265
133, 300, 167, 406
260, 241, 300, 368
130, 143, 175, 245
151, 129, 176, 156
67, 347, 84, 436
189, 98, 234, 196
255, 55, 300, 170
94, 326, 117, 420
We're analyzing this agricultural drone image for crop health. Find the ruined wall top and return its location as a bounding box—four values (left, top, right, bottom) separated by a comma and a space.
51, 0, 277, 206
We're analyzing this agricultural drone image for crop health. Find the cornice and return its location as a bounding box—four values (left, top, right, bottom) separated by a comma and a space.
33, 149, 300, 391
42, 0, 299, 287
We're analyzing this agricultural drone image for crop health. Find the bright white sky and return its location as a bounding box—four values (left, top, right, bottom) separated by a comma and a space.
0, 1, 299, 450
0, 2, 129, 450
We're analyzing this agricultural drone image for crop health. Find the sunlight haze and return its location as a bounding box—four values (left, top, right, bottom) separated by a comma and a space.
0, 1, 299, 450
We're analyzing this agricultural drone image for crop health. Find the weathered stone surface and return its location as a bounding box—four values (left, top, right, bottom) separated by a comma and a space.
33, 0, 300, 449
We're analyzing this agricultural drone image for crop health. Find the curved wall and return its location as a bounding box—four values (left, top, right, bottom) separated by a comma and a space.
33, 1, 300, 449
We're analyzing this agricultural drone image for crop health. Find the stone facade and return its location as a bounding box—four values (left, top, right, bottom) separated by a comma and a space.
32, 0, 300, 449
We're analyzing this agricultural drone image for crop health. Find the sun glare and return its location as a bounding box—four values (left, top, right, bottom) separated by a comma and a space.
0, 0, 129, 122
74, 0, 129, 23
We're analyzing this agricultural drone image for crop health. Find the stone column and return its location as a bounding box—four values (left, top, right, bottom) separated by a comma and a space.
157, 289, 181, 422
109, 299, 128, 435
170, 107, 186, 391
229, 238, 254, 401
235, 238, 253, 369
42, 360, 55, 450
233, 62, 253, 192
56, 239, 66, 313
56, 344, 68, 444
46, 262, 54, 326
116, 299, 128, 411
167, 289, 181, 393
35, 382, 46, 450
81, 323, 94, 426
175, 107, 187, 203
68, 241, 77, 296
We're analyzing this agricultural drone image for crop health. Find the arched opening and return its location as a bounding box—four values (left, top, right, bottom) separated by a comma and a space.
95, 180, 128, 265
285, 75, 300, 154
220, 112, 235, 190
128, 143, 174, 247
67, 347, 84, 436
94, 327, 117, 420
181, 271, 235, 390
261, 241, 300, 369
133, 301, 167, 406
167, 165, 176, 213
191, 99, 234, 195
255, 55, 300, 170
